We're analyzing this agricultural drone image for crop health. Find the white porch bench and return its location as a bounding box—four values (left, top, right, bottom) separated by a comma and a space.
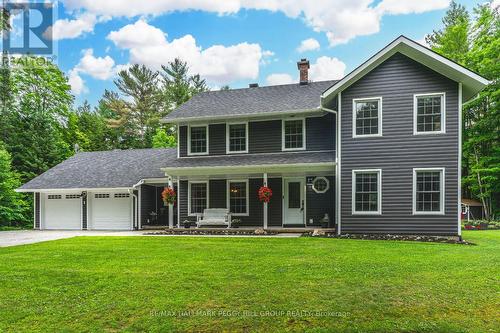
196, 208, 232, 228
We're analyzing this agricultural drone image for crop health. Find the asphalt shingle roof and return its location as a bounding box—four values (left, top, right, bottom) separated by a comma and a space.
19, 149, 335, 191
164, 151, 335, 168
164, 80, 337, 121
19, 148, 177, 190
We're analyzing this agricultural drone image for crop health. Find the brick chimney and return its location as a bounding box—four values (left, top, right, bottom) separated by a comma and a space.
297, 58, 310, 85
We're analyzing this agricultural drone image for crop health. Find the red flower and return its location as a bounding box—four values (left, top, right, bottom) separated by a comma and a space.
258, 186, 273, 203
162, 187, 176, 205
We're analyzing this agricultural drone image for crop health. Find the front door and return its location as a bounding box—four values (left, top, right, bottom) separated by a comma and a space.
284, 178, 305, 226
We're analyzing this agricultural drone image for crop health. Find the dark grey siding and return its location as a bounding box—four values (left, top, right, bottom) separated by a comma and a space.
178, 114, 336, 157
306, 176, 334, 227
179, 180, 196, 224
140, 185, 156, 225
249, 120, 282, 154
178, 177, 283, 227
34, 193, 40, 229
209, 124, 226, 155
306, 113, 335, 151
140, 184, 177, 226
267, 178, 283, 227
340, 53, 459, 235
82, 191, 87, 229
179, 126, 188, 157
209, 180, 227, 208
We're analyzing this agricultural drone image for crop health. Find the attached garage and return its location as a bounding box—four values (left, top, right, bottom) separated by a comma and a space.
89, 192, 133, 230
43, 193, 82, 230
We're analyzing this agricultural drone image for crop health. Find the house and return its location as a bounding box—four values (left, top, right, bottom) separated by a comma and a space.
17, 36, 489, 235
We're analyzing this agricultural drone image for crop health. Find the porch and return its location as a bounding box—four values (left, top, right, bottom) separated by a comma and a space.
139, 154, 336, 230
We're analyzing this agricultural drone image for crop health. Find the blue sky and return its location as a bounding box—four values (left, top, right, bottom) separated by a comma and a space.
11, 0, 489, 107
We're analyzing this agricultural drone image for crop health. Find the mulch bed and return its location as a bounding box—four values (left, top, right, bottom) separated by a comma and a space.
145, 229, 279, 236
304, 231, 475, 245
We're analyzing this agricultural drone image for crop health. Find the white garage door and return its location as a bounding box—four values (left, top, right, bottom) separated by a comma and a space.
90, 192, 132, 230
44, 194, 81, 230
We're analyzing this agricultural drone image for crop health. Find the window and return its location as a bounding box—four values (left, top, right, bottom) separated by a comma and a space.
227, 123, 248, 153
114, 193, 130, 198
188, 125, 208, 155
189, 182, 208, 215
48, 195, 62, 200
352, 169, 381, 214
65, 194, 80, 199
312, 177, 330, 194
413, 168, 444, 214
95, 194, 110, 199
228, 180, 249, 215
353, 97, 382, 137
414, 93, 445, 134
282, 119, 305, 150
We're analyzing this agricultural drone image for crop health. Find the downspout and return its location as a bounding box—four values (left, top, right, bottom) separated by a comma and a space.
321, 99, 340, 235
130, 180, 144, 230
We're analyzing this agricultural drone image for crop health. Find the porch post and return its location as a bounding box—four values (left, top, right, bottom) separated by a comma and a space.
263, 173, 268, 229
168, 177, 174, 229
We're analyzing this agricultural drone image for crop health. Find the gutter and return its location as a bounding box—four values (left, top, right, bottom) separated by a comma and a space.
162, 107, 323, 124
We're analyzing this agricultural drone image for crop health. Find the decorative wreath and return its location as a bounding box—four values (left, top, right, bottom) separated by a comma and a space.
258, 186, 273, 203
162, 186, 176, 205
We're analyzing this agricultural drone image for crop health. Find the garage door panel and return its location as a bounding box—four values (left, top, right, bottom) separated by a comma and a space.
91, 193, 132, 230
44, 194, 81, 230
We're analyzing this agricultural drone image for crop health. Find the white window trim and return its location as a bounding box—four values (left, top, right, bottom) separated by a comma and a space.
352, 169, 382, 215
282, 118, 306, 151
226, 122, 249, 154
227, 179, 249, 216
413, 167, 445, 215
352, 97, 383, 138
187, 124, 209, 156
312, 176, 330, 194
413, 92, 446, 135
188, 181, 209, 216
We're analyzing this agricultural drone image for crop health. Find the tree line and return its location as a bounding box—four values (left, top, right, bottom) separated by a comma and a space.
0, 55, 208, 227
0, 1, 498, 228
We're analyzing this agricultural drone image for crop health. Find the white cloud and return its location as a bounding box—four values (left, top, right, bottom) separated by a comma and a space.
416, 35, 430, 47
309, 56, 346, 81
43, 13, 109, 40
491, 0, 500, 9
68, 69, 86, 95
107, 20, 269, 84
297, 38, 320, 53
75, 49, 116, 80
266, 73, 294, 86
68, 49, 126, 95
376, 0, 450, 15
62, 0, 450, 46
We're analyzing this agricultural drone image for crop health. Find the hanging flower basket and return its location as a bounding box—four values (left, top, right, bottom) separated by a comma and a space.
162, 186, 176, 205
258, 186, 273, 203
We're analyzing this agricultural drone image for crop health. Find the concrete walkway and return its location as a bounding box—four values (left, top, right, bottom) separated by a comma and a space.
0, 230, 301, 247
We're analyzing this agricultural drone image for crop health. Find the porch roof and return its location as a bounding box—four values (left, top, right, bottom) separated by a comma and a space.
162, 151, 335, 177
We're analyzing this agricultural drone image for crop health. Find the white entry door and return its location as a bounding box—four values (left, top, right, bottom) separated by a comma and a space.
283, 178, 305, 226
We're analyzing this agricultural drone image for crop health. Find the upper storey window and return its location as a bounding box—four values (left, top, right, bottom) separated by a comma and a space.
414, 93, 445, 134
188, 125, 208, 155
282, 119, 305, 151
227, 123, 248, 154
353, 97, 382, 138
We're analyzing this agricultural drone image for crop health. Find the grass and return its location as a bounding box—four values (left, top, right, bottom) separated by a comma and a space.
0, 231, 499, 333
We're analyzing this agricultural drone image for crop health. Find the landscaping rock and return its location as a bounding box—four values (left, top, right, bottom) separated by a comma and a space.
254, 228, 267, 235
311, 229, 326, 237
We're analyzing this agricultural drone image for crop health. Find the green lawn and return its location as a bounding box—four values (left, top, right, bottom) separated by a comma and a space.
0, 231, 499, 333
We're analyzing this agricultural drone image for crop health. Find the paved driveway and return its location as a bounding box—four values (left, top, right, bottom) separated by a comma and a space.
0, 230, 144, 247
